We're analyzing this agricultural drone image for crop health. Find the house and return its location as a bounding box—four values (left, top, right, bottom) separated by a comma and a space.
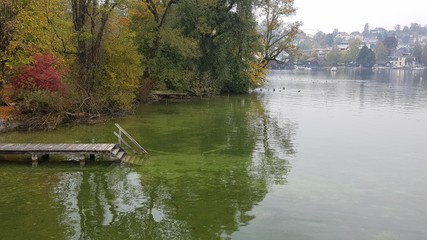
335, 32, 351, 41
337, 41, 349, 51
363, 37, 378, 49
386, 49, 415, 68
312, 48, 332, 58
350, 31, 363, 41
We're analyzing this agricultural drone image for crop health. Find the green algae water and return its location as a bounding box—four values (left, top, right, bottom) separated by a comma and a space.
1, 69, 427, 239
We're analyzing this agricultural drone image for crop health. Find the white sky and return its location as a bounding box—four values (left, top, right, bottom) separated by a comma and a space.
293, 0, 427, 34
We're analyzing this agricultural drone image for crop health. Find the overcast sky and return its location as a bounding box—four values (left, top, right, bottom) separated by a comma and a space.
293, 0, 426, 34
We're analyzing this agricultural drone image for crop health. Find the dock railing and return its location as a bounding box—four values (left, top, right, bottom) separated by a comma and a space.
113, 123, 148, 155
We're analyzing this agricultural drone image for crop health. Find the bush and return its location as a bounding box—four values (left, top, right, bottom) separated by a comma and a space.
14, 90, 66, 115
11, 53, 69, 116
12, 53, 67, 93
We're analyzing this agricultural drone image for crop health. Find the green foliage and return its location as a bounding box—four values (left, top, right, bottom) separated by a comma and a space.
382, 36, 398, 55
130, 0, 200, 92
325, 47, 341, 66
177, 0, 264, 93
14, 90, 67, 115
341, 39, 362, 65
258, 0, 302, 65
100, 15, 143, 112
2, 0, 302, 120
423, 44, 427, 66
375, 41, 388, 63
412, 42, 423, 64
1, 0, 56, 81
357, 45, 376, 68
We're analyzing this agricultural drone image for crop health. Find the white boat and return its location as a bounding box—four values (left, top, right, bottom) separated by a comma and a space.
330, 67, 337, 72
412, 66, 426, 70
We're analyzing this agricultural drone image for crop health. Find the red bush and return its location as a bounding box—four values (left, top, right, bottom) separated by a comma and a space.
12, 53, 67, 93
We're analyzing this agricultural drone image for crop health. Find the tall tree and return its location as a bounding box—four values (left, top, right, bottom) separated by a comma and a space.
363, 23, 369, 38
325, 33, 334, 47
422, 44, 427, 66
177, 0, 263, 93
375, 40, 388, 63
382, 36, 398, 56
412, 41, 423, 65
71, 0, 125, 109
130, 0, 199, 92
341, 38, 362, 65
0, 0, 29, 83
1, 0, 66, 84
325, 47, 341, 66
357, 45, 375, 68
258, 0, 301, 67
313, 31, 326, 48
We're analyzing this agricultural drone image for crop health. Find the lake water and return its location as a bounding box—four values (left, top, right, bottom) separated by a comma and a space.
1, 69, 427, 239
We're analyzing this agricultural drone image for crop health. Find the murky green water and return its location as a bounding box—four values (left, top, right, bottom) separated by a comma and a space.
1, 69, 427, 239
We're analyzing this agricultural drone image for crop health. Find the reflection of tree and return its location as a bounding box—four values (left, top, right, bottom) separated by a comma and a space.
54, 168, 191, 239
53, 94, 298, 239
248, 94, 297, 185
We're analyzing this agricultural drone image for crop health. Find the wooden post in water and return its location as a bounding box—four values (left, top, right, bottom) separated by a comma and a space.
79, 154, 85, 166
31, 154, 38, 167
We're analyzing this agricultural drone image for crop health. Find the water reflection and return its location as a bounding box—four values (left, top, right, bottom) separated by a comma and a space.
48, 95, 297, 239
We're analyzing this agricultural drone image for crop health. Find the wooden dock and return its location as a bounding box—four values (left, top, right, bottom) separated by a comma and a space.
0, 124, 148, 166
0, 143, 126, 166
151, 90, 188, 99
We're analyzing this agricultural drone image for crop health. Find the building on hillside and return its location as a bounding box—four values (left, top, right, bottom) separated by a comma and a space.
311, 48, 332, 58
337, 41, 349, 51
336, 32, 351, 41
350, 32, 363, 41
371, 27, 387, 36
386, 49, 415, 68
363, 37, 378, 49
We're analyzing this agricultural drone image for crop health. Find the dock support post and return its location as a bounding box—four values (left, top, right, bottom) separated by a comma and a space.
31, 154, 38, 167
79, 154, 85, 167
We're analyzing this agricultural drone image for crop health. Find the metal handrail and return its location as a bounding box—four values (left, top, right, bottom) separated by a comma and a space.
114, 123, 148, 155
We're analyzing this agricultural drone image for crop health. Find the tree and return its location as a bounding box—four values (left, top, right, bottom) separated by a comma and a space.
363, 23, 369, 38
0, 0, 52, 83
341, 38, 362, 65
412, 41, 423, 65
11, 52, 69, 118
313, 31, 326, 48
325, 47, 341, 66
0, 0, 25, 82
357, 45, 375, 68
130, 0, 199, 92
177, 0, 263, 93
100, 13, 143, 111
382, 36, 398, 56
258, 0, 301, 67
375, 40, 388, 63
395, 24, 401, 32
12, 53, 67, 93
71, 0, 126, 112
422, 44, 427, 66
325, 33, 334, 47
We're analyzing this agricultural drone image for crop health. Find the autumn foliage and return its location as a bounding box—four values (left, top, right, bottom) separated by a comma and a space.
12, 53, 67, 93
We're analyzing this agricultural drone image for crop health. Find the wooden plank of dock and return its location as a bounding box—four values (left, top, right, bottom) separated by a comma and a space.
0, 143, 116, 154
0, 143, 126, 166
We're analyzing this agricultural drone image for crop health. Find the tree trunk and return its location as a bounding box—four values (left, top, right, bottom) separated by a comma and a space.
71, 0, 115, 110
